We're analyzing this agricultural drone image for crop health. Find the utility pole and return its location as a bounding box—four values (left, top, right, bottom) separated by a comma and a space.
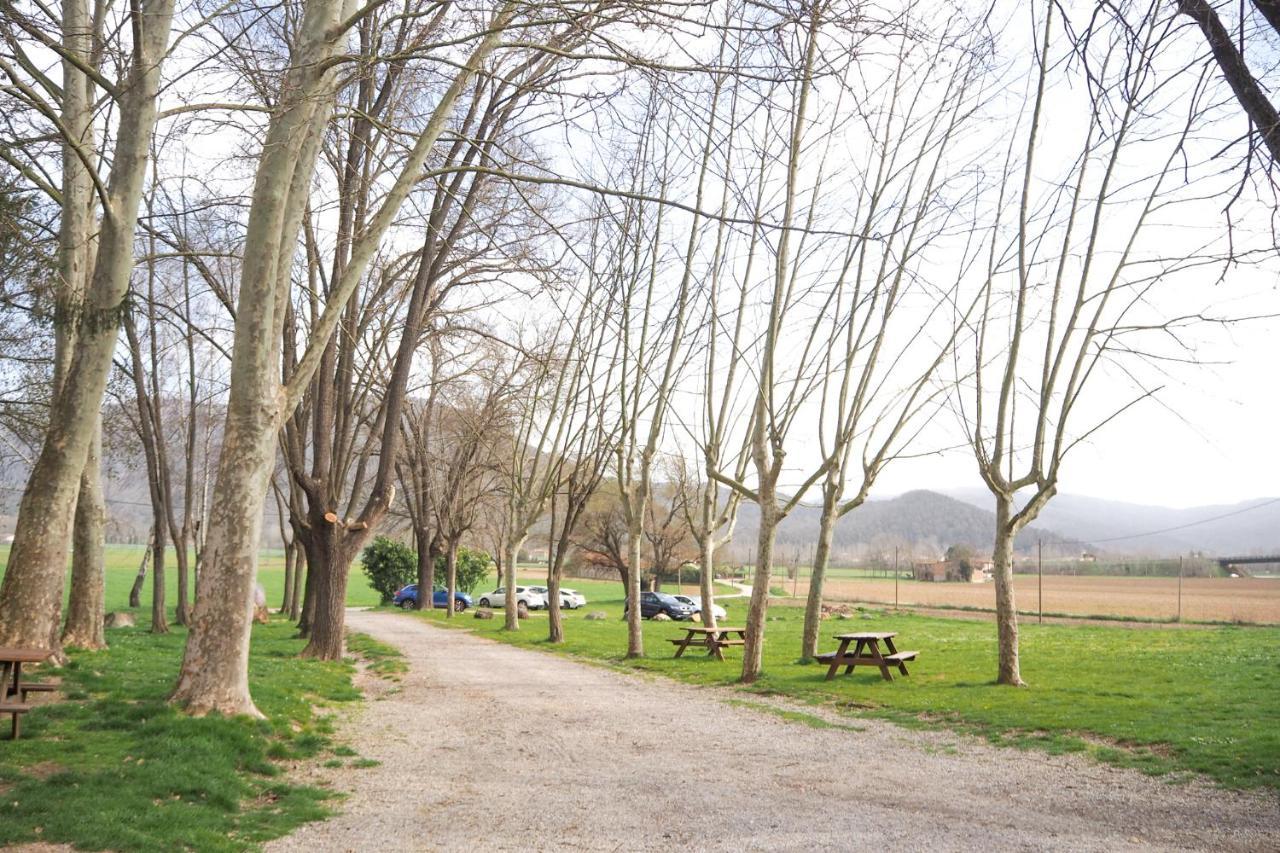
894, 546, 899, 609
1177, 555, 1183, 622
1038, 539, 1043, 624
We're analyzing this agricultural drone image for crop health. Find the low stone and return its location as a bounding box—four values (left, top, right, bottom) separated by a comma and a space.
652, 612, 672, 622
584, 611, 608, 621
474, 608, 495, 620
103, 611, 135, 628
836, 612, 852, 620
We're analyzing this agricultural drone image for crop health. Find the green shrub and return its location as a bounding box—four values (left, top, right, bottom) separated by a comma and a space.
361, 537, 417, 603
440, 547, 493, 594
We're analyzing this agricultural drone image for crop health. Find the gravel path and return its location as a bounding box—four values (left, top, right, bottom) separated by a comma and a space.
267, 610, 1278, 852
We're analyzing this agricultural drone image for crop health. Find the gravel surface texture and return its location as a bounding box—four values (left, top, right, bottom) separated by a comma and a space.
266, 609, 1279, 853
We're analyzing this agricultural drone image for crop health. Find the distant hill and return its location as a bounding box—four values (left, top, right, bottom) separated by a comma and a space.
943, 489, 1280, 556
729, 489, 1074, 562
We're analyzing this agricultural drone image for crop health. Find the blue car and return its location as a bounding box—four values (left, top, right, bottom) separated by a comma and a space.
392, 584, 472, 612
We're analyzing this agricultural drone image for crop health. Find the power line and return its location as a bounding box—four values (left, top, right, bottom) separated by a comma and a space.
1077, 496, 1280, 545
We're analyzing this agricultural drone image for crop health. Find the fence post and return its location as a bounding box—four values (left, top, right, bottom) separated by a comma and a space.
894, 546, 899, 609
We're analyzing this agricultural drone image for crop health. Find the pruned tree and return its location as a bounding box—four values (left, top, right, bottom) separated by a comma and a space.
959, 2, 1223, 685
795, 9, 990, 661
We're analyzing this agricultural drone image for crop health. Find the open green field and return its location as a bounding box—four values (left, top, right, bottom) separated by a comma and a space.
0, 543, 384, 615
0, 614, 386, 852
406, 584, 1280, 790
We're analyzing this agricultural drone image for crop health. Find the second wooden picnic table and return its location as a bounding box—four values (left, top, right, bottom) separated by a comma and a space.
0, 646, 53, 740
669, 625, 747, 661
815, 632, 917, 682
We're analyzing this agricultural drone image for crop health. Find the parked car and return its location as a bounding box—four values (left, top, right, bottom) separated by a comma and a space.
624, 591, 695, 621
527, 586, 588, 609
392, 584, 473, 612
477, 586, 547, 610
670, 594, 726, 621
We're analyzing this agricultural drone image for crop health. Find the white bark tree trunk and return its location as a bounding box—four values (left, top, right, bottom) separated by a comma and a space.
992, 495, 1024, 686
801, 488, 838, 661
61, 417, 106, 650
741, 495, 777, 683
624, 491, 645, 657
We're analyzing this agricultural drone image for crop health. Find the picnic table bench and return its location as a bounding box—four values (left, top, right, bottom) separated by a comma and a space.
669, 625, 747, 661
1, 646, 53, 740
815, 632, 917, 682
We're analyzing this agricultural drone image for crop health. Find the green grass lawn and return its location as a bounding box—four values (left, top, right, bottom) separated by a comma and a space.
0, 614, 390, 852
408, 587, 1280, 791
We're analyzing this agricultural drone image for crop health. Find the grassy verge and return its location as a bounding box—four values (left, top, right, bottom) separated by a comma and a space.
345, 632, 407, 679
408, 594, 1280, 790
0, 616, 367, 852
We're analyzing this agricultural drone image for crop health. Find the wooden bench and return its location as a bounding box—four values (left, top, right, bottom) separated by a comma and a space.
882, 650, 918, 676
0, 701, 31, 740
14, 682, 56, 702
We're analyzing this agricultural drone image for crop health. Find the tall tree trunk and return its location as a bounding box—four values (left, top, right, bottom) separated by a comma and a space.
150, 512, 169, 633
171, 412, 279, 717
62, 420, 106, 649
801, 492, 838, 661
290, 549, 305, 621
173, 535, 192, 625
50, 0, 97, 656
280, 542, 295, 613
414, 526, 437, 611
697, 533, 718, 629
445, 539, 459, 621
129, 534, 151, 609
624, 519, 644, 658
547, 558, 563, 643
301, 529, 359, 659
298, 548, 316, 635
503, 533, 524, 630
992, 495, 1023, 686
0, 0, 175, 658
696, 482, 720, 630
741, 500, 778, 683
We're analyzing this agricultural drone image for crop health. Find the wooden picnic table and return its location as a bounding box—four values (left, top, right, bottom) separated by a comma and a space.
814, 632, 917, 682
669, 625, 747, 661
0, 647, 52, 740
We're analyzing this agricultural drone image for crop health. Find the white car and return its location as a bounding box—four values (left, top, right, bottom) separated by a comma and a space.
672, 594, 726, 621
528, 586, 588, 609
477, 586, 547, 610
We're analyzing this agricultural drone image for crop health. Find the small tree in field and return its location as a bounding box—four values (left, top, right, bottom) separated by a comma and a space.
361, 537, 417, 604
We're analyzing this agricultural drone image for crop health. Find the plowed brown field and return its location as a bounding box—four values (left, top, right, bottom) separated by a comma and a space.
790, 574, 1280, 623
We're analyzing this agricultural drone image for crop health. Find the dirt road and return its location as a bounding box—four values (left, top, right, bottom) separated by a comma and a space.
267, 610, 1277, 852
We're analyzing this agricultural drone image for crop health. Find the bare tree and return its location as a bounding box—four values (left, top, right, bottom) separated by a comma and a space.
959, 2, 1219, 685
796, 12, 990, 661
0, 0, 179, 656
